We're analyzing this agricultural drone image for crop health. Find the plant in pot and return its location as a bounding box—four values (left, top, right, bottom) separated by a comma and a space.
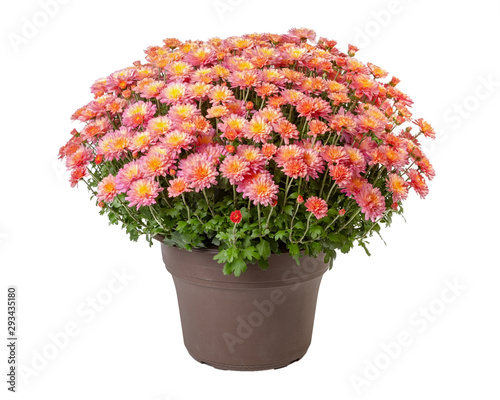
59, 28, 435, 371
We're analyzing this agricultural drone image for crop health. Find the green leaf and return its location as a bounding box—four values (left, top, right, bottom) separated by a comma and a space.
225, 257, 247, 276
258, 257, 269, 270
242, 246, 259, 260
283, 205, 294, 216
309, 225, 324, 239
274, 230, 287, 241
256, 239, 271, 259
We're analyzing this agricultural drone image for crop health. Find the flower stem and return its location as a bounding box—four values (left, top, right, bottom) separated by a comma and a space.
203, 189, 215, 217
299, 213, 313, 243
338, 208, 361, 232
181, 193, 191, 219
149, 206, 168, 232
257, 203, 262, 230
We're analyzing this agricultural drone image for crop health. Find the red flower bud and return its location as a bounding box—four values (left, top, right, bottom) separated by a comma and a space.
225, 145, 236, 154
297, 195, 304, 204
339, 208, 346, 216
95, 154, 103, 165
246, 101, 254, 110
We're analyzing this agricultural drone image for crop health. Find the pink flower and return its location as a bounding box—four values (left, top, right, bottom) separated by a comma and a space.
241, 173, 279, 206
386, 173, 408, 203
178, 153, 218, 192
354, 183, 386, 222
122, 101, 156, 128
304, 196, 328, 219
167, 177, 192, 198
407, 169, 429, 199
97, 174, 118, 203
220, 155, 250, 184
125, 178, 163, 210
115, 161, 142, 193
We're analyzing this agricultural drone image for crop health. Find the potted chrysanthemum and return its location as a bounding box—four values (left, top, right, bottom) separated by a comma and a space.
59, 28, 435, 370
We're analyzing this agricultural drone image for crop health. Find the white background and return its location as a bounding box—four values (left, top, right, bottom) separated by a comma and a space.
1, 0, 499, 399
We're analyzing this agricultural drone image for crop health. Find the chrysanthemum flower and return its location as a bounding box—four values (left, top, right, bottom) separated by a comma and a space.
244, 115, 272, 143
344, 146, 367, 174
273, 118, 299, 144
228, 70, 259, 89
65, 147, 93, 169
178, 153, 218, 192
283, 159, 308, 179
209, 85, 235, 104
220, 155, 250, 184
261, 143, 278, 159
166, 61, 193, 80
167, 177, 192, 198
236, 145, 266, 172
329, 164, 352, 187
115, 161, 142, 193
129, 131, 155, 154
146, 116, 174, 138
274, 144, 304, 167
122, 101, 156, 128
125, 178, 163, 210
302, 148, 325, 180
416, 156, 435, 180
159, 82, 190, 104
241, 173, 279, 206
187, 82, 212, 100
140, 148, 173, 178
97, 128, 130, 161
307, 119, 329, 137
97, 174, 118, 203
161, 130, 194, 151
407, 169, 429, 198
354, 183, 386, 222
230, 210, 242, 224
414, 118, 436, 139
320, 145, 348, 164
168, 103, 200, 122
69, 166, 87, 188
304, 196, 328, 219
81, 117, 111, 141
296, 96, 332, 120
136, 79, 165, 99
219, 114, 247, 140
386, 173, 409, 203
206, 105, 230, 119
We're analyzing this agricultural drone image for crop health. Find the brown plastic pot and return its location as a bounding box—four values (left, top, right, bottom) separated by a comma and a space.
160, 243, 329, 371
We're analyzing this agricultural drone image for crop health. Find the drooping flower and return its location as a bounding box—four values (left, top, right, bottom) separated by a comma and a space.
97, 174, 118, 203
354, 183, 386, 222
407, 169, 429, 198
125, 178, 163, 210
304, 196, 328, 219
414, 118, 436, 139
386, 173, 409, 203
